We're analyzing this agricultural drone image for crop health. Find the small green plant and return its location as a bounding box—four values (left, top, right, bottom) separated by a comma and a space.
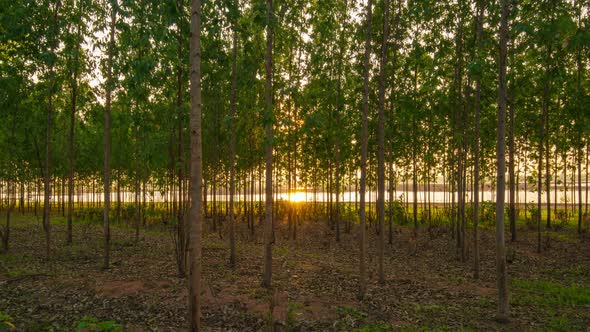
338, 305, 367, 321
414, 303, 448, 313
0, 313, 15, 331
480, 201, 496, 224
546, 317, 575, 332
354, 322, 392, 332
399, 326, 474, 332
336, 306, 368, 330
286, 301, 300, 331
386, 197, 407, 225
447, 274, 466, 284
76, 316, 122, 332
512, 279, 590, 307
526, 206, 540, 229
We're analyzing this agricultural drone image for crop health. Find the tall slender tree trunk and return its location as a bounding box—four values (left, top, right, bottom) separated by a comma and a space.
177, 41, 185, 273
228, 0, 239, 267
261, 0, 274, 289
473, 0, 484, 279
412, 116, 418, 231
575, 5, 584, 232
188, 0, 203, 329
585, 144, 588, 216
103, 1, 116, 270
335, 16, 346, 242
376, 0, 389, 285
117, 171, 121, 223
495, 0, 510, 321
68, 17, 80, 243
251, 166, 256, 233
387, 1, 400, 245
452, 0, 465, 258
545, 115, 551, 227
538, 47, 551, 251
359, 0, 372, 299
135, 126, 141, 242
508, 77, 516, 241
44, 1, 61, 260
578, 134, 583, 233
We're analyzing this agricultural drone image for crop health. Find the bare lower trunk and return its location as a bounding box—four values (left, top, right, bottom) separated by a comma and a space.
261, 0, 274, 289
495, 0, 510, 321
228, 1, 239, 267
103, 3, 116, 270
508, 87, 516, 241
376, 0, 389, 285
44, 1, 61, 260
473, 0, 484, 278
578, 135, 583, 233
1, 180, 10, 252
188, 0, 203, 330
358, 0, 372, 298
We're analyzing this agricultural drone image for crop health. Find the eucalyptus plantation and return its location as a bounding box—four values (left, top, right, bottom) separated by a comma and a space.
0, 0, 589, 330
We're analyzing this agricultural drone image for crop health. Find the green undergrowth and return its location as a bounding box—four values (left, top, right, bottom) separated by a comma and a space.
76, 316, 123, 332
512, 278, 590, 307
542, 265, 590, 284
0, 312, 16, 332
399, 326, 475, 332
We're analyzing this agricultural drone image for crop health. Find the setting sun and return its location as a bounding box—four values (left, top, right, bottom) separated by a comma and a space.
288, 191, 307, 203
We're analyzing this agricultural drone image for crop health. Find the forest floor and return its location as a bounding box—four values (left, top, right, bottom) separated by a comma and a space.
1, 214, 590, 331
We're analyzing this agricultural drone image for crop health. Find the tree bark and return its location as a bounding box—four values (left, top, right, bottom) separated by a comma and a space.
359, 0, 372, 299
103, 1, 117, 270
376, 0, 389, 285
261, 0, 274, 289
473, 0, 484, 279
44, 0, 61, 260
188, 0, 203, 329
496, 0, 510, 321
176, 0, 187, 277
508, 65, 516, 241
228, 0, 239, 267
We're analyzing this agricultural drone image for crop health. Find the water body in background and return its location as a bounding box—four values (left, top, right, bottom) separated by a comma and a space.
26, 188, 589, 206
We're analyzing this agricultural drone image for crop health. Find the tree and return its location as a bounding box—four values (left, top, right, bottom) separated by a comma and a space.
472, 0, 484, 279
188, 0, 204, 329
44, 0, 62, 260
66, 0, 85, 245
377, 0, 390, 285
228, 0, 239, 268
262, 0, 274, 289
103, 0, 117, 270
495, 0, 510, 322
359, 0, 372, 299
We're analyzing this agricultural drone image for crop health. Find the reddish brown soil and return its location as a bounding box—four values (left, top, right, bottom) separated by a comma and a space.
1, 215, 589, 331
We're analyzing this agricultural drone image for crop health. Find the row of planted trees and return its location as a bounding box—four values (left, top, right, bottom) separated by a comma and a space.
1, 0, 589, 328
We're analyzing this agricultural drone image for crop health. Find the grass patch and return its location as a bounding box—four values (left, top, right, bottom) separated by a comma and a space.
546, 231, 580, 244
476, 296, 494, 308
353, 322, 392, 331
400, 326, 474, 332
304, 251, 322, 260
0, 253, 28, 265
447, 275, 466, 284
273, 245, 290, 258
512, 279, 590, 307
545, 316, 577, 332
335, 306, 368, 331
76, 316, 123, 331
542, 265, 590, 284
6, 269, 29, 278
0, 312, 16, 331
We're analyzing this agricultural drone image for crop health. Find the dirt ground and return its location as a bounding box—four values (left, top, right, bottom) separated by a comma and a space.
1, 215, 589, 331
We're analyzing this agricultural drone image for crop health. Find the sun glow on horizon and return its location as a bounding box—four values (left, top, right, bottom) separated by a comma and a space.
288, 191, 307, 203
